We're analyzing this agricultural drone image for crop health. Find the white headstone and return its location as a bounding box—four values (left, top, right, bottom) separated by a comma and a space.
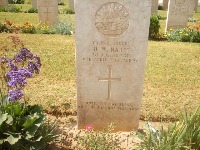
68, 0, 74, 10
38, 0, 58, 26
0, 0, 8, 8
166, 0, 190, 31
151, 0, 158, 14
75, 0, 151, 132
163, 0, 169, 10
31, 0, 37, 8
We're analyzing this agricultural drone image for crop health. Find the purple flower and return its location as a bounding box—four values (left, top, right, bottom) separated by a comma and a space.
6, 68, 32, 89
27, 62, 39, 74
8, 90, 23, 102
27, 56, 41, 74
7, 59, 18, 71
33, 55, 42, 67
14, 48, 34, 63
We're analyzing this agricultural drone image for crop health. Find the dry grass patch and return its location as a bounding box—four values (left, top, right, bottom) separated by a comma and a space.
142, 41, 200, 121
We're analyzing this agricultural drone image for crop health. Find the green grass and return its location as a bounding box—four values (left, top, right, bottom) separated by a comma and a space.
0, 12, 74, 26
143, 41, 200, 121
10, 4, 32, 10
0, 7, 200, 121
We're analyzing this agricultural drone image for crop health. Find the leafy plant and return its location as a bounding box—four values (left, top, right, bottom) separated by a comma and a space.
0, 36, 60, 149
75, 123, 122, 150
158, 5, 163, 10
137, 107, 200, 150
53, 19, 73, 35
7, 5, 22, 13
0, 20, 21, 33
21, 21, 36, 34
0, 20, 14, 33
149, 14, 160, 39
8, 0, 25, 4
62, 8, 75, 14
157, 14, 166, 20
25, 7, 38, 13
0, 22, 9, 33
0, 7, 6, 12
37, 24, 55, 34
166, 26, 200, 43
0, 102, 60, 149
58, 2, 64, 6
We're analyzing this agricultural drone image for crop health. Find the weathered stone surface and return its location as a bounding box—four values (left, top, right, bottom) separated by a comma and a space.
189, 0, 196, 16
194, 0, 198, 12
163, 0, 169, 10
166, 0, 190, 31
0, 0, 8, 8
38, 0, 58, 26
151, 0, 158, 14
68, 0, 74, 10
75, 0, 151, 132
31, 0, 37, 8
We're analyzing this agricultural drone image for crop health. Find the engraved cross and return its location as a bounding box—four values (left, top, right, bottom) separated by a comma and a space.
98, 65, 121, 100
44, 8, 51, 22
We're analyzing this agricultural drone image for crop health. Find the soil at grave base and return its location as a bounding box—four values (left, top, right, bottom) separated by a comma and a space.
45, 114, 171, 150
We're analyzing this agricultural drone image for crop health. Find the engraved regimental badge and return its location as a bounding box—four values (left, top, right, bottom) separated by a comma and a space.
95, 2, 129, 38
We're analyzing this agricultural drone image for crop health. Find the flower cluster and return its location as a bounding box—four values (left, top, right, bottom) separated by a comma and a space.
8, 90, 23, 102
0, 20, 36, 34
1, 47, 41, 102
195, 25, 200, 30
6, 68, 32, 89
0, 20, 21, 33
21, 21, 36, 34
166, 25, 200, 43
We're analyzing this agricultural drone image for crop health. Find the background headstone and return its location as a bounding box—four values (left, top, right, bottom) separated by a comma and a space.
68, 0, 74, 10
31, 0, 37, 8
189, 0, 196, 17
166, 0, 190, 31
38, 0, 58, 26
0, 0, 8, 9
163, 0, 169, 10
194, 0, 199, 12
75, 0, 151, 132
151, 0, 158, 14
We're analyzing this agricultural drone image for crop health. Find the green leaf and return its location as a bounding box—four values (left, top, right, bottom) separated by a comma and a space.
25, 115, 45, 137
30, 140, 45, 150
34, 114, 45, 127
6, 115, 13, 125
1, 95, 8, 107
34, 135, 43, 142
25, 125, 38, 138
23, 114, 40, 129
0, 113, 8, 125
5, 133, 21, 145
8, 103, 23, 116
29, 105, 43, 114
